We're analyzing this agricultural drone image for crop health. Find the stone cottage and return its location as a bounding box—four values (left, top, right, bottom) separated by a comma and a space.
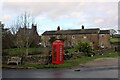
42, 25, 111, 50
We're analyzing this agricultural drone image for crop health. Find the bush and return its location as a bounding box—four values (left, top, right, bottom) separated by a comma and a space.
75, 41, 93, 56
65, 50, 68, 53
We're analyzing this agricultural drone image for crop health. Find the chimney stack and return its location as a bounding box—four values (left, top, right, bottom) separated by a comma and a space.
57, 26, 60, 31
32, 23, 37, 31
82, 25, 84, 29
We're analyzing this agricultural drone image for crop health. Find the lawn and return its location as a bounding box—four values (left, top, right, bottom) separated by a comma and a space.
2, 47, 48, 56
49, 51, 118, 68
110, 38, 120, 43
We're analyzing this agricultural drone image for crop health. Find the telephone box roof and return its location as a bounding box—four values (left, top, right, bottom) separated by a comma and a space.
53, 40, 63, 43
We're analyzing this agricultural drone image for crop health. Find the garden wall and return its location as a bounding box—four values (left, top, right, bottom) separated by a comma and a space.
2, 48, 116, 65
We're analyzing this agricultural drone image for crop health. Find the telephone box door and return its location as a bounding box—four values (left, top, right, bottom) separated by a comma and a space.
52, 45, 57, 64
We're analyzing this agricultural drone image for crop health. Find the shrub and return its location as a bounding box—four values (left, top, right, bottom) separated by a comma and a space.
75, 41, 93, 56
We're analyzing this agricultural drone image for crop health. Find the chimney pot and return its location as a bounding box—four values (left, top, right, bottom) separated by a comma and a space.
82, 25, 84, 29
57, 26, 60, 31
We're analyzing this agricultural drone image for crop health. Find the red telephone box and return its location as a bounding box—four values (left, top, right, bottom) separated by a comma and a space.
52, 40, 64, 64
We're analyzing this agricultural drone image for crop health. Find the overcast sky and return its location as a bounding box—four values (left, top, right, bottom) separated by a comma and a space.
0, 0, 119, 35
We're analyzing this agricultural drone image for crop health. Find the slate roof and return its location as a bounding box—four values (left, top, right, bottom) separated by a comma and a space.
99, 30, 110, 34
16, 27, 39, 38
42, 28, 105, 35
17, 28, 32, 36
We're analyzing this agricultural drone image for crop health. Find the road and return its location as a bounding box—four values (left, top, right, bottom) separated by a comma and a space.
2, 58, 119, 78
2, 66, 118, 78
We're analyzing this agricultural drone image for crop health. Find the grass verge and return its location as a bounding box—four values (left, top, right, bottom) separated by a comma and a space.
110, 38, 120, 43
3, 51, 119, 69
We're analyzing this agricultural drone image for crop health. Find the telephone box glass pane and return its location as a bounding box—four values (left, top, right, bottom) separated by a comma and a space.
53, 46, 56, 61
60, 46, 62, 61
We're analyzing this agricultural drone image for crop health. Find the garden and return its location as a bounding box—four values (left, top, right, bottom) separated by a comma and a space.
2, 41, 119, 69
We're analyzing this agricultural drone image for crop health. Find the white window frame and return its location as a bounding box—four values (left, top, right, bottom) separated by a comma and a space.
72, 35, 75, 39
100, 43, 105, 49
83, 36, 87, 39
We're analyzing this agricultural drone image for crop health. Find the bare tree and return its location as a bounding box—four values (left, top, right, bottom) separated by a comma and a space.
2, 22, 14, 49
11, 12, 35, 56
10, 16, 21, 35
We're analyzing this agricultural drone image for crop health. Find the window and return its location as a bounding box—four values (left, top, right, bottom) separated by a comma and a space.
101, 34, 104, 37
72, 35, 75, 39
83, 36, 87, 39
57, 35, 60, 39
48, 36, 50, 39
68, 41, 71, 47
101, 43, 105, 49
72, 41, 75, 46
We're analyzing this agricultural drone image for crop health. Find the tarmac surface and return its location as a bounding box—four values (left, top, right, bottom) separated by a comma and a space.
2, 58, 119, 78
80, 57, 118, 68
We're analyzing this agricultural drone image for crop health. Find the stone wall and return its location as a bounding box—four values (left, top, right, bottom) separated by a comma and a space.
99, 34, 111, 49
23, 55, 50, 64
93, 48, 115, 55
2, 48, 115, 65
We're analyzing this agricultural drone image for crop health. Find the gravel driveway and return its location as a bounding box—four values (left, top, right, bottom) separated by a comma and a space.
82, 57, 118, 67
